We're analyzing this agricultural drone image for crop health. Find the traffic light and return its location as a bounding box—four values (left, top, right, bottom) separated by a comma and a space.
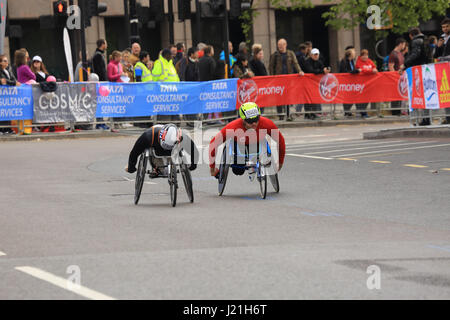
178, 0, 191, 21
150, 0, 165, 22
53, 0, 68, 17
84, 0, 107, 27
230, 0, 252, 18
200, 0, 225, 18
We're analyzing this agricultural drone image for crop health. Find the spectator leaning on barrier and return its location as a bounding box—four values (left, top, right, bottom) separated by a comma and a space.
92, 39, 108, 81
339, 47, 359, 117
303, 48, 329, 120
388, 38, 407, 116
355, 49, 378, 118
232, 53, 254, 79
30, 56, 49, 83
269, 38, 304, 120
15, 49, 36, 84
401, 27, 430, 125
134, 51, 152, 82
0, 54, 20, 135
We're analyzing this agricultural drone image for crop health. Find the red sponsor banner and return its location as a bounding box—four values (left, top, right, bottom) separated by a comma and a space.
236, 72, 406, 108
434, 62, 450, 109
409, 66, 425, 109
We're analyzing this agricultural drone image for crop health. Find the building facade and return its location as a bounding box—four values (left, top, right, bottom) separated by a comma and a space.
5, 0, 438, 80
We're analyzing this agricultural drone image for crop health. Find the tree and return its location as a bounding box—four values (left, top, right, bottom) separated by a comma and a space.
239, 0, 450, 43
322, 0, 450, 36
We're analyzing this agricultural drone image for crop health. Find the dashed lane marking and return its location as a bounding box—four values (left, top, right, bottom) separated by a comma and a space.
338, 158, 357, 161
286, 140, 404, 152
15, 266, 117, 300
404, 164, 429, 168
286, 154, 333, 160
304, 141, 436, 155
332, 143, 450, 158
0, 251, 6, 257
370, 160, 392, 164
441, 168, 450, 171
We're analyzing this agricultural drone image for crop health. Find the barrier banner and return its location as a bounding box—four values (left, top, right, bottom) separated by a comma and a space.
33, 83, 97, 123
96, 79, 238, 118
0, 85, 33, 121
236, 72, 406, 107
407, 62, 450, 109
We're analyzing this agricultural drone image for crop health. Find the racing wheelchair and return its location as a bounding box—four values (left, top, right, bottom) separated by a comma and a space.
217, 139, 280, 199
134, 143, 194, 207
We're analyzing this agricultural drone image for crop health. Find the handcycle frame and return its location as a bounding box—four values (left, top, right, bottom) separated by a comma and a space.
134, 143, 194, 207
218, 138, 280, 199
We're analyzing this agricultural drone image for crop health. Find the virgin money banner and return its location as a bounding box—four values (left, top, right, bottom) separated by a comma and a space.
33, 83, 97, 123
236, 72, 407, 107
96, 79, 238, 118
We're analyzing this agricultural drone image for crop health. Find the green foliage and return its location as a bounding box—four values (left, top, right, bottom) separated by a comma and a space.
322, 0, 450, 35
239, 0, 449, 43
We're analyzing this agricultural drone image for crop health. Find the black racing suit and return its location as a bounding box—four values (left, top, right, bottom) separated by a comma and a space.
127, 125, 199, 173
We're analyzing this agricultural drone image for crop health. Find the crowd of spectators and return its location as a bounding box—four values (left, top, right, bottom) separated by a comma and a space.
3, 19, 450, 134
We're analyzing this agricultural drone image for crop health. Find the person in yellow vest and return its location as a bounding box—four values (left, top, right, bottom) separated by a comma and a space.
151, 49, 180, 82
134, 51, 153, 82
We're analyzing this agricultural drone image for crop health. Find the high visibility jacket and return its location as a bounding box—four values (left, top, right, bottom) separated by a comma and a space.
134, 62, 153, 82
151, 56, 180, 82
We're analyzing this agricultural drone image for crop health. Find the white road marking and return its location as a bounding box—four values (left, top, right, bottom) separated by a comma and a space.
123, 176, 156, 185
332, 143, 450, 158
304, 141, 436, 155
286, 140, 404, 151
286, 154, 333, 160
0, 251, 6, 256
15, 266, 116, 300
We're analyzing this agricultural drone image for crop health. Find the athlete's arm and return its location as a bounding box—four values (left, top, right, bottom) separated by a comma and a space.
262, 118, 286, 171
126, 129, 154, 173
209, 121, 239, 176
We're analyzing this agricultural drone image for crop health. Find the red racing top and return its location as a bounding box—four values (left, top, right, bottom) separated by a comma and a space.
209, 117, 286, 169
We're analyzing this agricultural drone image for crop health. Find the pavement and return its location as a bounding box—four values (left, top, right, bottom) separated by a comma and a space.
0, 123, 449, 300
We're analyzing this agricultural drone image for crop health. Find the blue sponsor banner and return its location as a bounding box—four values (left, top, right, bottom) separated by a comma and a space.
0, 85, 34, 121
96, 79, 238, 118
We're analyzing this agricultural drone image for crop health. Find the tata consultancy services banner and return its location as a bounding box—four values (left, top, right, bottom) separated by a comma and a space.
0, 85, 33, 121
33, 83, 97, 123
96, 79, 238, 118
236, 72, 407, 107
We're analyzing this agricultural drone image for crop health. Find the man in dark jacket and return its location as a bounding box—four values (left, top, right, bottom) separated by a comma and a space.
401, 28, 430, 125
198, 46, 216, 81
269, 38, 304, 120
92, 39, 108, 82
339, 47, 359, 117
304, 48, 330, 119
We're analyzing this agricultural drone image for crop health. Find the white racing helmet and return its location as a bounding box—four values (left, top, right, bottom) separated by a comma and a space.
159, 124, 182, 150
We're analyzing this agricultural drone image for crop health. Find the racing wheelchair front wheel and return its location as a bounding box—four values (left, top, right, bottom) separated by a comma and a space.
134, 152, 148, 205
